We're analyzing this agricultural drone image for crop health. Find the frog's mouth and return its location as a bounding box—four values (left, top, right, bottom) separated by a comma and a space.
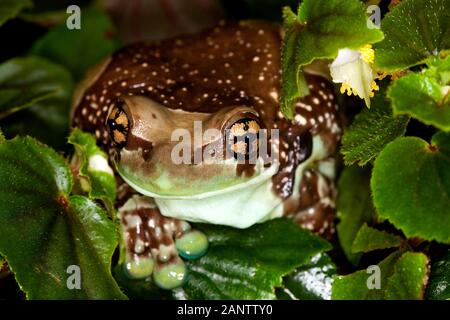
117, 159, 279, 200
117, 161, 285, 229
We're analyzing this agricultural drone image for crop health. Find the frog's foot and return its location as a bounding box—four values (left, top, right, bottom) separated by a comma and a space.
118, 195, 208, 289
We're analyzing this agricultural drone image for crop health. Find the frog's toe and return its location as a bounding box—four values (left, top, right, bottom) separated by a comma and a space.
124, 254, 154, 279
176, 230, 209, 260
153, 256, 187, 290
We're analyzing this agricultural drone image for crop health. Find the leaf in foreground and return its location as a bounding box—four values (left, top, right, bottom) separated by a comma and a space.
180, 220, 331, 299
0, 136, 125, 299
372, 132, 450, 243
387, 72, 450, 132
332, 251, 428, 300
280, 0, 383, 118
276, 253, 336, 300
341, 88, 409, 166
385, 252, 429, 300
426, 249, 450, 300
68, 129, 116, 212
351, 223, 402, 254
374, 0, 450, 71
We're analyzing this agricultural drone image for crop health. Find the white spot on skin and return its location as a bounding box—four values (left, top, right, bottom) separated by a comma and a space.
134, 239, 146, 254
296, 102, 312, 112
124, 215, 142, 229
294, 115, 307, 125
270, 91, 278, 101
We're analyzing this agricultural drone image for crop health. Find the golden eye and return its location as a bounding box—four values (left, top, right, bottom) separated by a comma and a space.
106, 102, 130, 148
227, 118, 261, 159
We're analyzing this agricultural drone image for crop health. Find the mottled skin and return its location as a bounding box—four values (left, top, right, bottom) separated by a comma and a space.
72, 21, 341, 288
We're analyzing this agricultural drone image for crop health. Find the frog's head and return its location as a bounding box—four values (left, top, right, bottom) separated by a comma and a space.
106, 94, 279, 199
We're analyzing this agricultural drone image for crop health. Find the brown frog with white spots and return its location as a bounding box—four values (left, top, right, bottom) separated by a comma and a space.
71, 21, 341, 289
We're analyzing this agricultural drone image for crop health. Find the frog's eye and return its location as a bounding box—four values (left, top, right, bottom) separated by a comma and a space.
106, 101, 131, 148
227, 117, 261, 160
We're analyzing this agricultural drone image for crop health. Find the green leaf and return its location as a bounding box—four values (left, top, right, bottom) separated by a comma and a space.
0, 56, 74, 119
0, 57, 74, 149
332, 250, 402, 299
351, 223, 403, 253
336, 166, 376, 265
341, 88, 409, 166
68, 129, 116, 212
385, 252, 429, 300
387, 72, 450, 131
181, 219, 331, 299
30, 9, 118, 80
426, 249, 450, 300
427, 55, 450, 85
332, 251, 428, 300
0, 0, 32, 26
0, 136, 125, 299
280, 0, 384, 118
276, 253, 336, 300
372, 132, 450, 243
374, 0, 450, 72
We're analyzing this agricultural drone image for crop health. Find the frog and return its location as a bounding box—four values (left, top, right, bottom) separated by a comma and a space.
71, 20, 341, 290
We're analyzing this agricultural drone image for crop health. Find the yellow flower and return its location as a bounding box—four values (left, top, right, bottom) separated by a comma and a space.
330, 45, 379, 107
